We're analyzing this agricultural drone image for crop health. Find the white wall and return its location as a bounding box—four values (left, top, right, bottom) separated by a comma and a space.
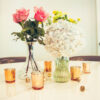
0, 0, 97, 60
96, 0, 100, 55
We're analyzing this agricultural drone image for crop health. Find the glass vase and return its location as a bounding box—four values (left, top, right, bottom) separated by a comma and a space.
53, 57, 70, 83
18, 42, 39, 79
26, 42, 39, 73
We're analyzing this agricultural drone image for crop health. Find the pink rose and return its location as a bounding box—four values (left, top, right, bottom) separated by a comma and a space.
13, 8, 29, 23
34, 7, 49, 22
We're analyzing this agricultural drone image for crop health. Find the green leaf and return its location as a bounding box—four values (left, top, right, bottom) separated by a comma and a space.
24, 20, 31, 28
12, 32, 25, 41
37, 27, 45, 36
30, 28, 35, 35
11, 32, 19, 35
65, 15, 68, 21
46, 16, 52, 25
24, 20, 39, 28
22, 28, 30, 32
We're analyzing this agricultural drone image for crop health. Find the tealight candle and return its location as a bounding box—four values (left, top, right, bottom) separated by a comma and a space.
44, 61, 52, 77
83, 63, 90, 73
31, 71, 44, 90
70, 66, 81, 81
4, 68, 15, 83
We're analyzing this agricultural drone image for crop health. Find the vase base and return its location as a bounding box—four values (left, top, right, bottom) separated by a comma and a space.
32, 86, 44, 90
5, 80, 15, 83
71, 78, 80, 82
54, 78, 69, 83
55, 81, 68, 83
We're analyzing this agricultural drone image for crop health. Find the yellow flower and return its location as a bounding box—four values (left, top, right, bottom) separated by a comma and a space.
58, 11, 63, 16
53, 10, 58, 15
53, 15, 59, 20
53, 10, 63, 16
53, 19, 57, 23
73, 21, 77, 24
39, 22, 41, 24
53, 17, 57, 23
77, 18, 80, 21
69, 18, 77, 24
69, 18, 74, 22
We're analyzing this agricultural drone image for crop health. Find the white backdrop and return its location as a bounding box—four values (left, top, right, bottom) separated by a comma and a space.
96, 0, 100, 55
0, 0, 97, 60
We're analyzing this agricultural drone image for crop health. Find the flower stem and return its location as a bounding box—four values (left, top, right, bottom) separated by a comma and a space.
30, 51, 39, 71
26, 52, 30, 75
26, 42, 39, 75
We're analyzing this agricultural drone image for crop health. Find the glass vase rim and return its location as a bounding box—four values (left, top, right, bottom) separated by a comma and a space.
56, 57, 69, 61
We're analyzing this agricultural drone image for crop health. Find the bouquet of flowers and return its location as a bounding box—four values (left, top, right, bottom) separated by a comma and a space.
12, 7, 49, 44
44, 11, 83, 58
12, 7, 49, 74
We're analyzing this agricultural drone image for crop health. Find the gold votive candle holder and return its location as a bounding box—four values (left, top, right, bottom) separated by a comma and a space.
31, 71, 44, 90
4, 68, 15, 83
44, 61, 52, 77
70, 66, 81, 81
83, 63, 90, 73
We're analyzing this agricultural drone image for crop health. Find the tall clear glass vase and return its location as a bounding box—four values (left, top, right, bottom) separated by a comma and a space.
18, 42, 39, 79
53, 57, 70, 83
26, 42, 39, 72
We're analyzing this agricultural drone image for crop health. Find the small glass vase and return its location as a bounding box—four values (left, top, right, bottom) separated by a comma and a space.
53, 57, 70, 83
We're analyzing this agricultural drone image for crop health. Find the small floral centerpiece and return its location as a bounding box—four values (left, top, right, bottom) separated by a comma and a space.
44, 11, 83, 82
12, 7, 49, 76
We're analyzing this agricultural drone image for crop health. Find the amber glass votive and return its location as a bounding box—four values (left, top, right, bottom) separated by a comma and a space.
31, 71, 44, 90
83, 63, 90, 73
4, 68, 15, 83
70, 66, 81, 81
44, 61, 52, 77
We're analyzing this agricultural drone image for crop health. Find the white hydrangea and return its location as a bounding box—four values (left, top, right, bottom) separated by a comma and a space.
44, 20, 83, 58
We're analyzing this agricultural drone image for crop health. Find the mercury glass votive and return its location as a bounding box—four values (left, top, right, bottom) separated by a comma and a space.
70, 66, 81, 81
4, 68, 15, 83
44, 61, 52, 77
31, 71, 44, 90
83, 63, 90, 73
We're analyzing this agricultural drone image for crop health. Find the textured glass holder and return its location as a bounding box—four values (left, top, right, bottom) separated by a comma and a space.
44, 61, 52, 77
53, 57, 70, 83
31, 71, 44, 90
4, 68, 15, 83
70, 66, 81, 81
83, 63, 90, 73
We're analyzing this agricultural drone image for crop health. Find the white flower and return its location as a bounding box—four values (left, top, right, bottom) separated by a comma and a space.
44, 20, 83, 58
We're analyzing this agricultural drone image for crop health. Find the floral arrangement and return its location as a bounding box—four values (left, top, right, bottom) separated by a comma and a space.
44, 11, 83, 58
12, 7, 49, 44
12, 7, 49, 74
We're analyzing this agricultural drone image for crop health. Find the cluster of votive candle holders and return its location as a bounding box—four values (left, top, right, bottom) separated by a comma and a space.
70, 63, 90, 81
4, 62, 90, 90
4, 61, 52, 90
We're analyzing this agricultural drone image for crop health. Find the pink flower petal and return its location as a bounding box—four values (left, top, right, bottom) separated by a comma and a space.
13, 8, 29, 23
34, 7, 49, 22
